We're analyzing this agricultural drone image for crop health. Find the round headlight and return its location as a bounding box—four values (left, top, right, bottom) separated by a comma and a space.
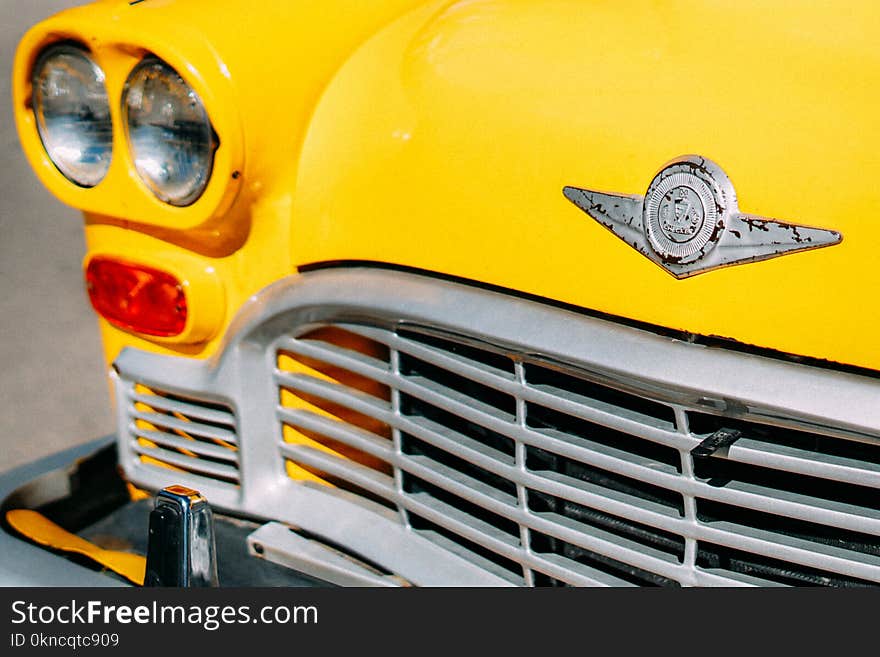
32, 43, 113, 187
123, 57, 217, 207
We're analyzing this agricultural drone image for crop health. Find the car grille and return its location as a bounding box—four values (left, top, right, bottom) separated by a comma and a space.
274, 322, 880, 587
125, 383, 240, 487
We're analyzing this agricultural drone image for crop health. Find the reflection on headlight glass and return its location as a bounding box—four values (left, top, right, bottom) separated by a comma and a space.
124, 58, 216, 206
32, 44, 113, 187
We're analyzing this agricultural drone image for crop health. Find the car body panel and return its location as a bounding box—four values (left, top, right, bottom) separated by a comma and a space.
12, 0, 880, 382
293, 0, 880, 371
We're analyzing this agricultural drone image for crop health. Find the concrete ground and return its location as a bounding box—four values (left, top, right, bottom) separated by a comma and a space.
0, 0, 114, 474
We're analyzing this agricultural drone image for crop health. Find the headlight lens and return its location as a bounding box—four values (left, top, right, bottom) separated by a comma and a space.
32, 43, 113, 187
123, 57, 217, 207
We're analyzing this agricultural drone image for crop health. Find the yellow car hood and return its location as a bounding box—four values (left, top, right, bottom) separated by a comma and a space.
292, 0, 880, 372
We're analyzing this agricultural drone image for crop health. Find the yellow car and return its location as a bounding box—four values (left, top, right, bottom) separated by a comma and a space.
4, 0, 877, 587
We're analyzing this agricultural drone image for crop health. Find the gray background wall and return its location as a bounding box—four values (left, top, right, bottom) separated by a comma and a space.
0, 0, 113, 473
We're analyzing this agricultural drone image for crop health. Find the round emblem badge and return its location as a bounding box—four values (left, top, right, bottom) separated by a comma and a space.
643, 159, 731, 263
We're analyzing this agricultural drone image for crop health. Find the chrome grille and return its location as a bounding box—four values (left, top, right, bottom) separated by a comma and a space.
125, 383, 240, 487
275, 322, 880, 587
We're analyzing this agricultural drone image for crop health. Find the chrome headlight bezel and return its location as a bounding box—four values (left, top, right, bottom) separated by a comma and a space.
31, 42, 113, 188
122, 56, 218, 207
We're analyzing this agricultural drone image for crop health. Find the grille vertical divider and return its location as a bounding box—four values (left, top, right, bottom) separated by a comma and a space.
674, 406, 698, 586
389, 340, 411, 529
514, 360, 535, 586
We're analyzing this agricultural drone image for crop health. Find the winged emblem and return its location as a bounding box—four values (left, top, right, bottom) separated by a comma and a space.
564, 156, 842, 278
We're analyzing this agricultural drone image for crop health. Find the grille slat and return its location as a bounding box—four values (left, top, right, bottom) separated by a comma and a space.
407, 527, 527, 584
726, 438, 880, 489
696, 478, 880, 537
273, 322, 880, 586
693, 568, 786, 587
405, 483, 521, 548
281, 443, 396, 497
403, 374, 517, 424
527, 469, 685, 531
532, 552, 637, 587
342, 323, 517, 377
403, 452, 519, 509
132, 410, 238, 445
275, 370, 392, 419
526, 510, 685, 580
130, 426, 239, 463
278, 335, 391, 377
696, 521, 880, 583
279, 407, 394, 463
523, 384, 690, 451
344, 325, 519, 387
129, 392, 236, 427
526, 362, 677, 431
405, 414, 516, 466
526, 425, 682, 478
132, 443, 240, 482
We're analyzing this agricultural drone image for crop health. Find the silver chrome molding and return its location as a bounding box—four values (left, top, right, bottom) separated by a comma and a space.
114, 268, 880, 586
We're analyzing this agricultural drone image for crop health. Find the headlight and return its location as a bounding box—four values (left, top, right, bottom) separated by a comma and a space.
123, 57, 217, 207
32, 43, 113, 187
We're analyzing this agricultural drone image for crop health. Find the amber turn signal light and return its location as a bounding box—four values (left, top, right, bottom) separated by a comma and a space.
86, 256, 187, 337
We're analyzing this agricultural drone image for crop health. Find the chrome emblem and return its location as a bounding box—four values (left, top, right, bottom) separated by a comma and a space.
564, 156, 842, 278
